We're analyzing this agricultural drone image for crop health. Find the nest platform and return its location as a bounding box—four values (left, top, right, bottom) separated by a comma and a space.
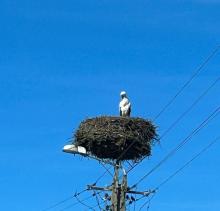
73, 116, 158, 161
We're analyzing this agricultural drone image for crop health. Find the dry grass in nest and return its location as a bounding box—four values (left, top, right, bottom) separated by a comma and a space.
73, 116, 158, 161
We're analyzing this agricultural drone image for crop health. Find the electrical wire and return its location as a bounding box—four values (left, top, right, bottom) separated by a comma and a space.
138, 136, 220, 211
94, 191, 102, 211
155, 135, 220, 190
64, 66, 219, 211
59, 191, 102, 211
90, 200, 105, 210
41, 189, 87, 211
51, 46, 220, 211
88, 46, 220, 187
160, 76, 220, 140
127, 157, 146, 173
94, 168, 110, 185
153, 45, 220, 121
92, 47, 220, 184
100, 162, 113, 177
127, 75, 220, 174
75, 194, 96, 211
126, 109, 220, 209
133, 195, 136, 211
131, 105, 220, 188
58, 196, 92, 211
139, 193, 156, 211
41, 196, 74, 211
147, 195, 154, 211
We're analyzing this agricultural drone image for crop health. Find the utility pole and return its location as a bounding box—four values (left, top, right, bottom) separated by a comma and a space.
63, 143, 155, 210
111, 162, 126, 211
63, 115, 158, 210
88, 162, 154, 211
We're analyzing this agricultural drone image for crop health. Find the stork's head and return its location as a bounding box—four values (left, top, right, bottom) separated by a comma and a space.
120, 91, 127, 99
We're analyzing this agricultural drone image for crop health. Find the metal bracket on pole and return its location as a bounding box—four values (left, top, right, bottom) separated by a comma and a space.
87, 163, 155, 211
64, 144, 155, 210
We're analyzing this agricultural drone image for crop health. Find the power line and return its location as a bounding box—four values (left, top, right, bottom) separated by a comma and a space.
94, 167, 110, 185
91, 106, 220, 209
132, 107, 220, 188
93, 191, 103, 210
139, 193, 156, 211
127, 75, 220, 174
138, 136, 220, 209
90, 199, 105, 210
153, 45, 220, 121
122, 50, 220, 175
41, 189, 87, 211
75, 194, 96, 211
63, 112, 218, 210
160, 76, 220, 140
53, 46, 220, 211
41, 196, 74, 211
59, 195, 92, 211
59, 191, 102, 211
131, 105, 220, 188
100, 162, 114, 177
155, 135, 220, 190
91, 46, 220, 184
127, 157, 145, 174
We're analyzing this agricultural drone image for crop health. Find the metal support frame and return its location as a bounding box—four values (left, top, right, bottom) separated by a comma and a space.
63, 143, 155, 210
87, 162, 155, 211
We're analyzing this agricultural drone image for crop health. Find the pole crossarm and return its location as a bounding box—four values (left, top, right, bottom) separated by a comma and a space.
87, 161, 156, 211
87, 185, 112, 192
87, 163, 155, 210
87, 185, 155, 196
126, 189, 156, 196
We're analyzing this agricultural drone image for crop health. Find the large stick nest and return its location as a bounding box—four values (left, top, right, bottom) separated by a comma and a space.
73, 116, 158, 161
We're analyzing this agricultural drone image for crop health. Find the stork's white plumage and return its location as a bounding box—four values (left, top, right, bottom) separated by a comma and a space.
119, 91, 131, 117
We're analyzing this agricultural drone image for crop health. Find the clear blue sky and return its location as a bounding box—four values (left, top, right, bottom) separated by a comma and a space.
1, 0, 220, 210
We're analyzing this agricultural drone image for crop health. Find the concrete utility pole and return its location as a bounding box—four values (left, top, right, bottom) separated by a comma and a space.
88, 162, 154, 211
111, 163, 126, 211
63, 115, 158, 210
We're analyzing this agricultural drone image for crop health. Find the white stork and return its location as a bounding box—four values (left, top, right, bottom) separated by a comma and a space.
119, 91, 131, 117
